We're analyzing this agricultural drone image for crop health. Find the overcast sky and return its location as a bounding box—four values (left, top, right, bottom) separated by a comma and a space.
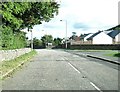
24, 0, 119, 39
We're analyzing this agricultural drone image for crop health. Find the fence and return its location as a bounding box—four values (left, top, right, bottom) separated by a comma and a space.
69, 44, 120, 50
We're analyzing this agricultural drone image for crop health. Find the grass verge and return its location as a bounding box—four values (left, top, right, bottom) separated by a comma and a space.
105, 52, 120, 58
0, 50, 37, 80
66, 49, 113, 52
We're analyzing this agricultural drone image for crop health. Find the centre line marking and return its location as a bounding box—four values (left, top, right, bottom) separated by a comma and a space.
68, 61, 102, 92
90, 82, 102, 92
66, 57, 102, 92
68, 62, 80, 73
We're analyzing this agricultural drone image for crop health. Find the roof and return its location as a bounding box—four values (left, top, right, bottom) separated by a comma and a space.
106, 25, 120, 31
107, 30, 120, 38
87, 31, 102, 40
80, 33, 91, 39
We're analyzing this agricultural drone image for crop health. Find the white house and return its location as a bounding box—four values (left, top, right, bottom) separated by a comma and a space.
87, 31, 113, 44
106, 30, 120, 44
105, 24, 120, 44
116, 33, 120, 43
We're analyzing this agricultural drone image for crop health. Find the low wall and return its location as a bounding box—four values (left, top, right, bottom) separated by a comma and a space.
69, 44, 120, 50
0, 48, 31, 62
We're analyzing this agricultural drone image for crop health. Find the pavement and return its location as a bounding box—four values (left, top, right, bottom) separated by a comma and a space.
2, 49, 119, 90
65, 50, 120, 65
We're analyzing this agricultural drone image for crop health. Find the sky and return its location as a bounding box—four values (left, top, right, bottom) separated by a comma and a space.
23, 0, 119, 39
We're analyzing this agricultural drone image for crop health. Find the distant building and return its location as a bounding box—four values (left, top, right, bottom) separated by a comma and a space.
74, 36, 80, 41
47, 43, 52, 46
87, 31, 113, 44
105, 25, 120, 44
80, 33, 94, 42
69, 25, 120, 45
116, 33, 120, 44
80, 33, 90, 42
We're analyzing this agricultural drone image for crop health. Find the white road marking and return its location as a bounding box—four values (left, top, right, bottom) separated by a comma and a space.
65, 57, 102, 91
68, 62, 80, 73
65, 57, 103, 91
90, 82, 102, 92
68, 62, 102, 91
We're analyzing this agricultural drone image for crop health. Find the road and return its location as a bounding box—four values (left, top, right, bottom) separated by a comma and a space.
65, 50, 119, 70
2, 49, 119, 91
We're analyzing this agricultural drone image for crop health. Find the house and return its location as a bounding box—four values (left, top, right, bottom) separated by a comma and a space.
80, 33, 90, 41
78, 33, 93, 44
87, 31, 113, 44
116, 33, 120, 44
70, 35, 80, 41
107, 30, 120, 44
69, 25, 120, 45
83, 33, 94, 41
74, 36, 80, 41
105, 25, 120, 44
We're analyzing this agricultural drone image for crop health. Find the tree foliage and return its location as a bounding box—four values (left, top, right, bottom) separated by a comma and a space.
33, 37, 43, 48
70, 32, 77, 40
1, 1, 59, 49
1, 2, 59, 32
41, 35, 53, 46
53, 37, 62, 46
32, 35, 62, 49
1, 2, 30, 32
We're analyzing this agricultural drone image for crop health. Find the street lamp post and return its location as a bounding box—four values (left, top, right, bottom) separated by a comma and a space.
60, 20, 67, 49
30, 29, 33, 50
28, 27, 33, 50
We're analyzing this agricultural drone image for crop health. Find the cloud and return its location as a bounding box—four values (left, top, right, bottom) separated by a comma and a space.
73, 23, 89, 30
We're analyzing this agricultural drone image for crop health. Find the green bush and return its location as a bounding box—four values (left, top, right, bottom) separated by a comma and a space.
1, 26, 27, 50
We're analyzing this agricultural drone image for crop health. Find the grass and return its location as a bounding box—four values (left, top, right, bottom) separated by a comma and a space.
114, 53, 120, 57
66, 49, 110, 52
0, 50, 37, 79
105, 52, 120, 58
77, 50, 105, 52
66, 49, 120, 58
75, 50, 120, 58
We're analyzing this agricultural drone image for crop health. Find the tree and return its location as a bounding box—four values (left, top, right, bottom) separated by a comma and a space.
21, 2, 59, 30
1, 2, 31, 32
1, 2, 59, 32
1, 1, 60, 49
70, 32, 77, 40
72, 32, 76, 36
33, 37, 42, 48
53, 37, 62, 46
41, 35, 53, 47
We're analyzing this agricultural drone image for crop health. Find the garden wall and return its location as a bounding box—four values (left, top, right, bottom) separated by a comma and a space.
0, 48, 31, 62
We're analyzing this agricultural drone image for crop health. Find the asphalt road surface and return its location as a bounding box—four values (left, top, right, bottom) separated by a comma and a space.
2, 49, 119, 91
65, 50, 119, 70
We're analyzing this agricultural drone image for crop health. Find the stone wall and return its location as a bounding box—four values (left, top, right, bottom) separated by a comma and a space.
0, 48, 31, 62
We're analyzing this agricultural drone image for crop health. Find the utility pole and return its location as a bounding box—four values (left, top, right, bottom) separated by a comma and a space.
30, 29, 33, 50
60, 20, 67, 49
